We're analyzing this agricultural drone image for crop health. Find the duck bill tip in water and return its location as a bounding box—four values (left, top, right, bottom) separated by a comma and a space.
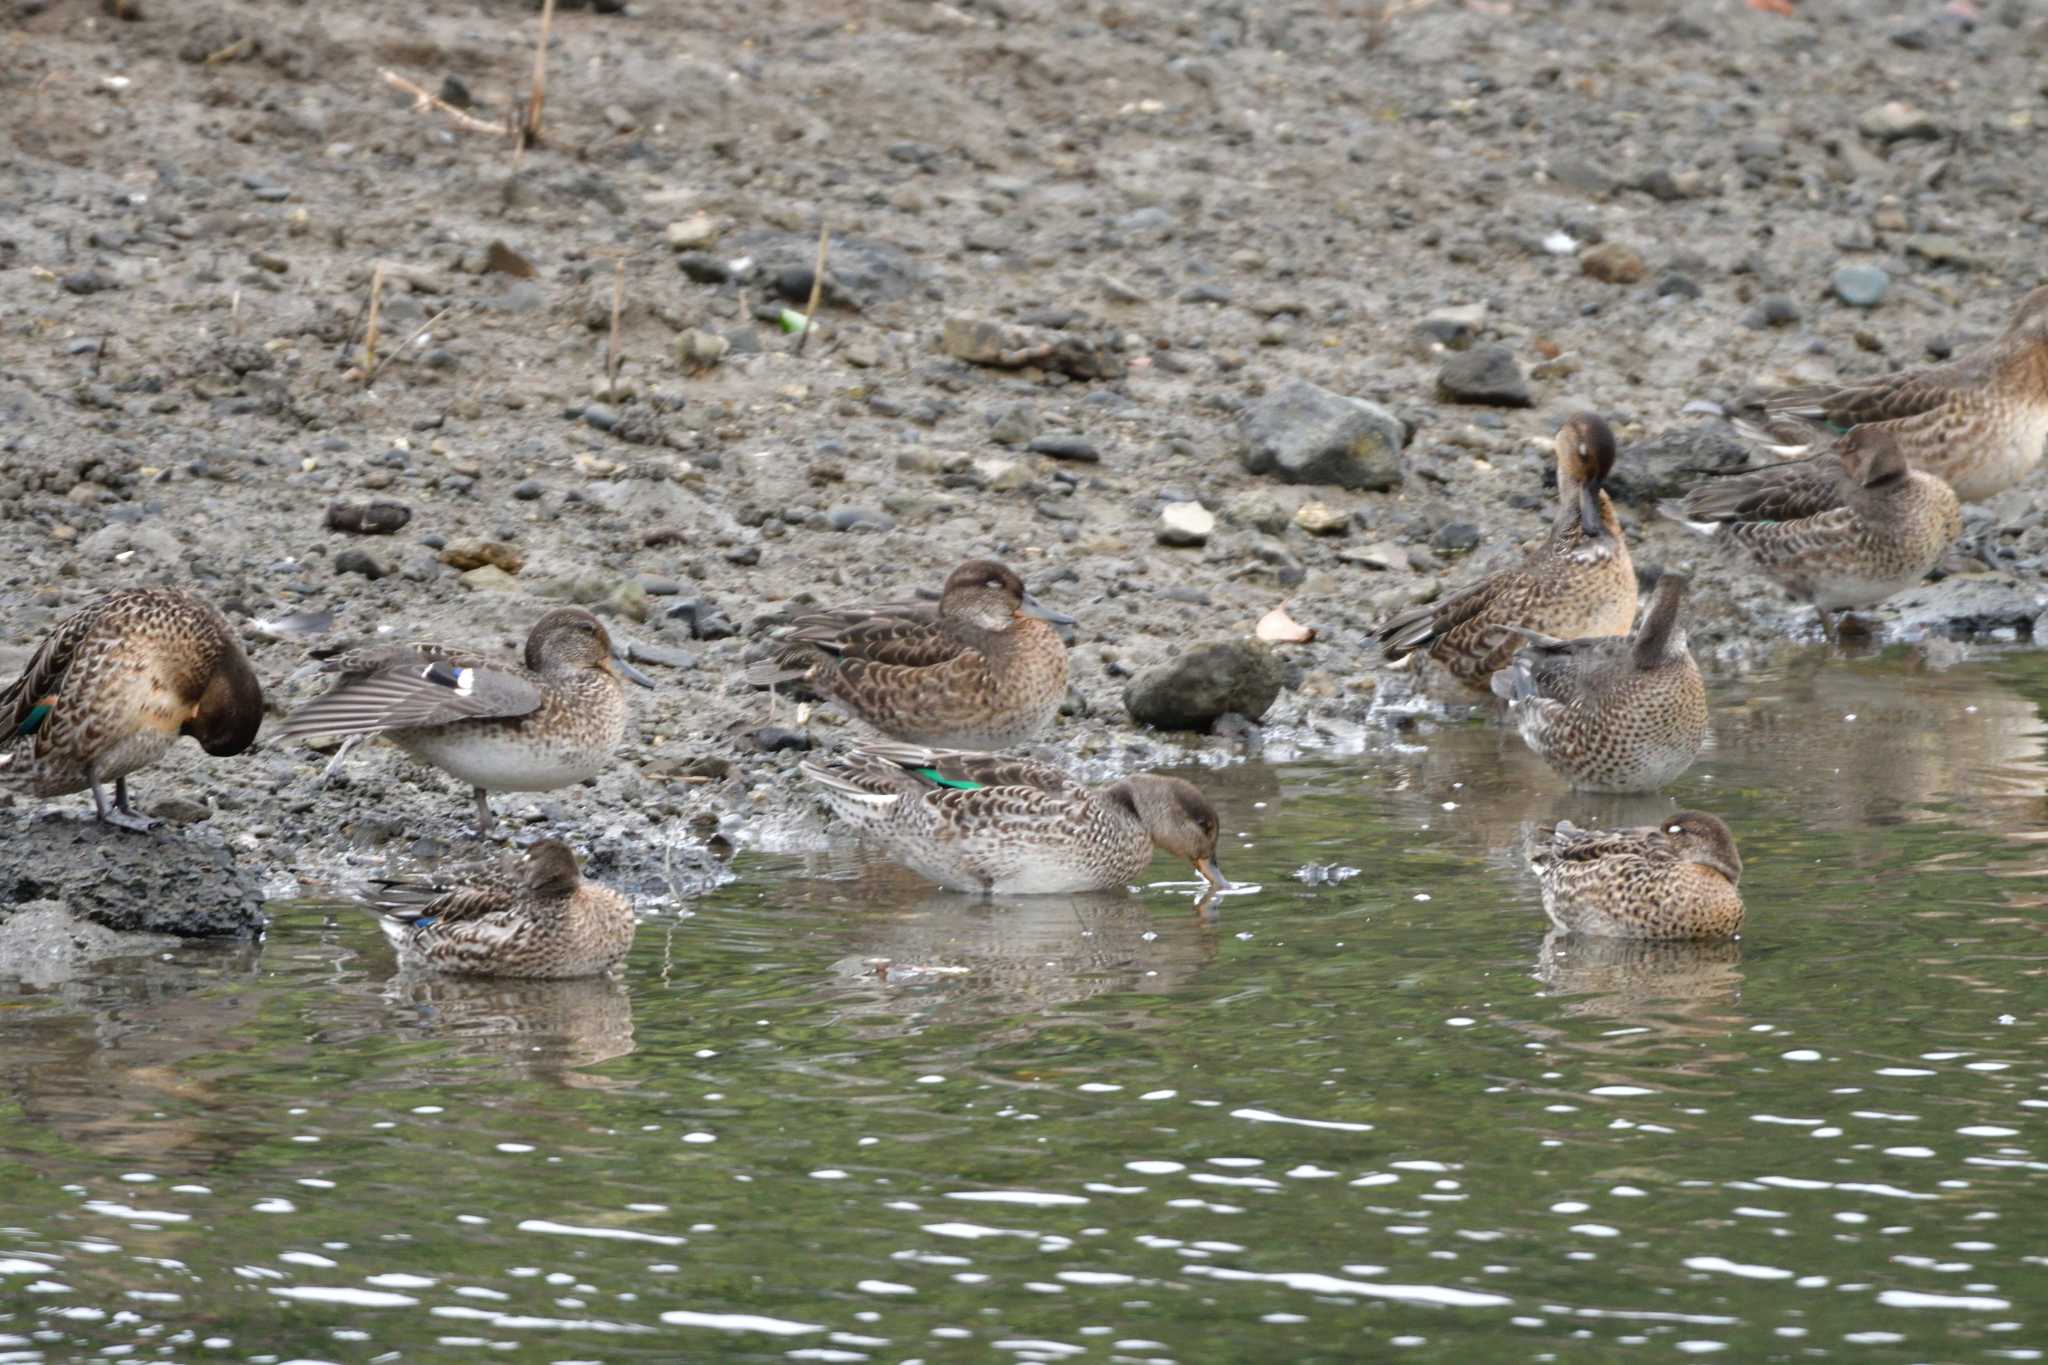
1195, 856, 1230, 890
1020, 592, 1077, 627
610, 652, 658, 688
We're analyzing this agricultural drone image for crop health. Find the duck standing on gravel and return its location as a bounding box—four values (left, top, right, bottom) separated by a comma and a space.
276, 607, 653, 836
799, 742, 1229, 896
361, 838, 634, 978
1491, 572, 1707, 792
1661, 425, 1961, 636
1526, 811, 1745, 940
0, 588, 264, 832
748, 559, 1074, 749
1375, 413, 1637, 692
1757, 285, 2048, 503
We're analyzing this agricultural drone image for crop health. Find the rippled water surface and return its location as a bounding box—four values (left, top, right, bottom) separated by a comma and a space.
3, 647, 2047, 1362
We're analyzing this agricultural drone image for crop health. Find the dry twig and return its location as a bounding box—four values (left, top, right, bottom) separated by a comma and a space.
365, 305, 456, 386
520, 0, 556, 154
380, 69, 510, 137
795, 224, 829, 357
360, 264, 385, 377
605, 257, 626, 399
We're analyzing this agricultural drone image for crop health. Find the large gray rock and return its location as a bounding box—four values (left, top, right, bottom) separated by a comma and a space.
1238, 380, 1403, 491
0, 813, 266, 939
1609, 422, 1753, 504
1886, 574, 2048, 642
737, 230, 930, 312
1436, 345, 1531, 407
1124, 641, 1286, 731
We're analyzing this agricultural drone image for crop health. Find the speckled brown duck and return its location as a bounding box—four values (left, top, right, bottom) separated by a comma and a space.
1526, 810, 1744, 940
0, 588, 263, 831
363, 838, 634, 979
276, 607, 653, 836
749, 559, 1073, 749
1759, 285, 2048, 503
799, 742, 1227, 895
1376, 413, 1637, 692
1491, 572, 1707, 792
1661, 425, 1961, 633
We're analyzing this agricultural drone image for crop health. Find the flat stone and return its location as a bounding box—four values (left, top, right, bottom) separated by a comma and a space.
1858, 99, 1943, 143
333, 549, 386, 579
1832, 263, 1890, 307
1437, 345, 1532, 407
1337, 541, 1411, 572
458, 564, 519, 592
324, 499, 412, 535
1294, 501, 1351, 536
1905, 234, 1973, 268
1157, 501, 1215, 547
665, 214, 719, 250
440, 540, 524, 573
1610, 423, 1752, 503
941, 316, 1125, 381
1027, 435, 1100, 463
1123, 640, 1286, 730
1238, 379, 1404, 490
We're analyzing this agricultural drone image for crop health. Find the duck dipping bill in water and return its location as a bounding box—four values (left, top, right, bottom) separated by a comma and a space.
798, 742, 1228, 895
1759, 285, 2048, 503
1491, 572, 1708, 793
748, 559, 1074, 749
361, 838, 635, 979
1376, 413, 1637, 692
275, 607, 654, 836
1661, 424, 1961, 635
1526, 810, 1745, 941
0, 588, 263, 831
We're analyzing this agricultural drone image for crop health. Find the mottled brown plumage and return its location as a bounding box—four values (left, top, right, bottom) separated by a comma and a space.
1527, 810, 1744, 940
363, 839, 634, 978
799, 742, 1226, 894
0, 589, 263, 830
1662, 426, 1961, 622
1491, 573, 1707, 792
1761, 285, 2048, 502
1376, 414, 1637, 692
749, 560, 1072, 749
276, 608, 652, 835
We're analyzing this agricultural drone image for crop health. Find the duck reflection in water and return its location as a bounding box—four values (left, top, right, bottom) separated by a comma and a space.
378, 973, 638, 1079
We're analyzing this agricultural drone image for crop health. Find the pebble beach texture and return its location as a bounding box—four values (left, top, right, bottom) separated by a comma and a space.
3, 0, 2047, 927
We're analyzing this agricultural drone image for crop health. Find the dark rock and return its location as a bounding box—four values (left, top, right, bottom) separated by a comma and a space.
1432, 521, 1481, 554
325, 499, 413, 535
667, 599, 737, 639
752, 726, 813, 754
1742, 295, 1801, 329
61, 270, 112, 295
512, 480, 545, 501
738, 231, 928, 312
1656, 272, 1702, 300
1610, 423, 1752, 504
0, 812, 265, 939
580, 403, 620, 431
1238, 379, 1404, 490
676, 253, 731, 284
624, 641, 697, 670
1027, 435, 1101, 463
1437, 345, 1532, 407
334, 549, 387, 579
1123, 640, 1286, 731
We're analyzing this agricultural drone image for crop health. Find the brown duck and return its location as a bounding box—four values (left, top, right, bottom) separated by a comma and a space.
1376, 413, 1637, 691
749, 559, 1073, 749
1527, 810, 1744, 940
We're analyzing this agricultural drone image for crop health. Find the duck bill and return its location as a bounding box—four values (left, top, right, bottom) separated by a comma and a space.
1194, 856, 1230, 890
1020, 592, 1077, 627
1578, 480, 1607, 539
610, 652, 658, 688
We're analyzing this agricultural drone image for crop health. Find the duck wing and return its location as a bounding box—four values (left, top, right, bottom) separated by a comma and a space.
276, 642, 542, 740
0, 598, 111, 739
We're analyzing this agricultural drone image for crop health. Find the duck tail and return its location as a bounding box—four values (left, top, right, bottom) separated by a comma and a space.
797, 755, 902, 808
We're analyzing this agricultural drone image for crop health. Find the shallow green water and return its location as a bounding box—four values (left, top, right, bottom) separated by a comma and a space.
2, 648, 2046, 1362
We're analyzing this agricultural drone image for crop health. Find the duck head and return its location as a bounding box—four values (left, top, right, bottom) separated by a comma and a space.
1664, 810, 1742, 884
524, 839, 584, 899
185, 647, 265, 757
1555, 412, 1619, 537
525, 608, 655, 686
1112, 775, 1229, 889
939, 559, 1075, 631
1836, 426, 1910, 489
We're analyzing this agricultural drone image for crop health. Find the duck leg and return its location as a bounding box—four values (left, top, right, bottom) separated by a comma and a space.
473, 786, 496, 838
93, 777, 159, 833
316, 734, 363, 786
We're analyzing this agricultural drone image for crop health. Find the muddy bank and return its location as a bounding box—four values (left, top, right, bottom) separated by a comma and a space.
3, 0, 2047, 919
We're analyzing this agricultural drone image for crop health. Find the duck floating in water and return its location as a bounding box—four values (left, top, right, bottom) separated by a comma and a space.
361, 838, 634, 979
1526, 810, 1745, 940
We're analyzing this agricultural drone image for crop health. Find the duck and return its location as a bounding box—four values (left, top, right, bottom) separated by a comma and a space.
1491, 571, 1707, 792
798, 742, 1228, 895
748, 559, 1073, 749
1758, 284, 2048, 503
361, 838, 634, 978
1375, 413, 1637, 692
0, 588, 263, 831
1660, 425, 1961, 634
1526, 810, 1744, 940
275, 607, 653, 836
